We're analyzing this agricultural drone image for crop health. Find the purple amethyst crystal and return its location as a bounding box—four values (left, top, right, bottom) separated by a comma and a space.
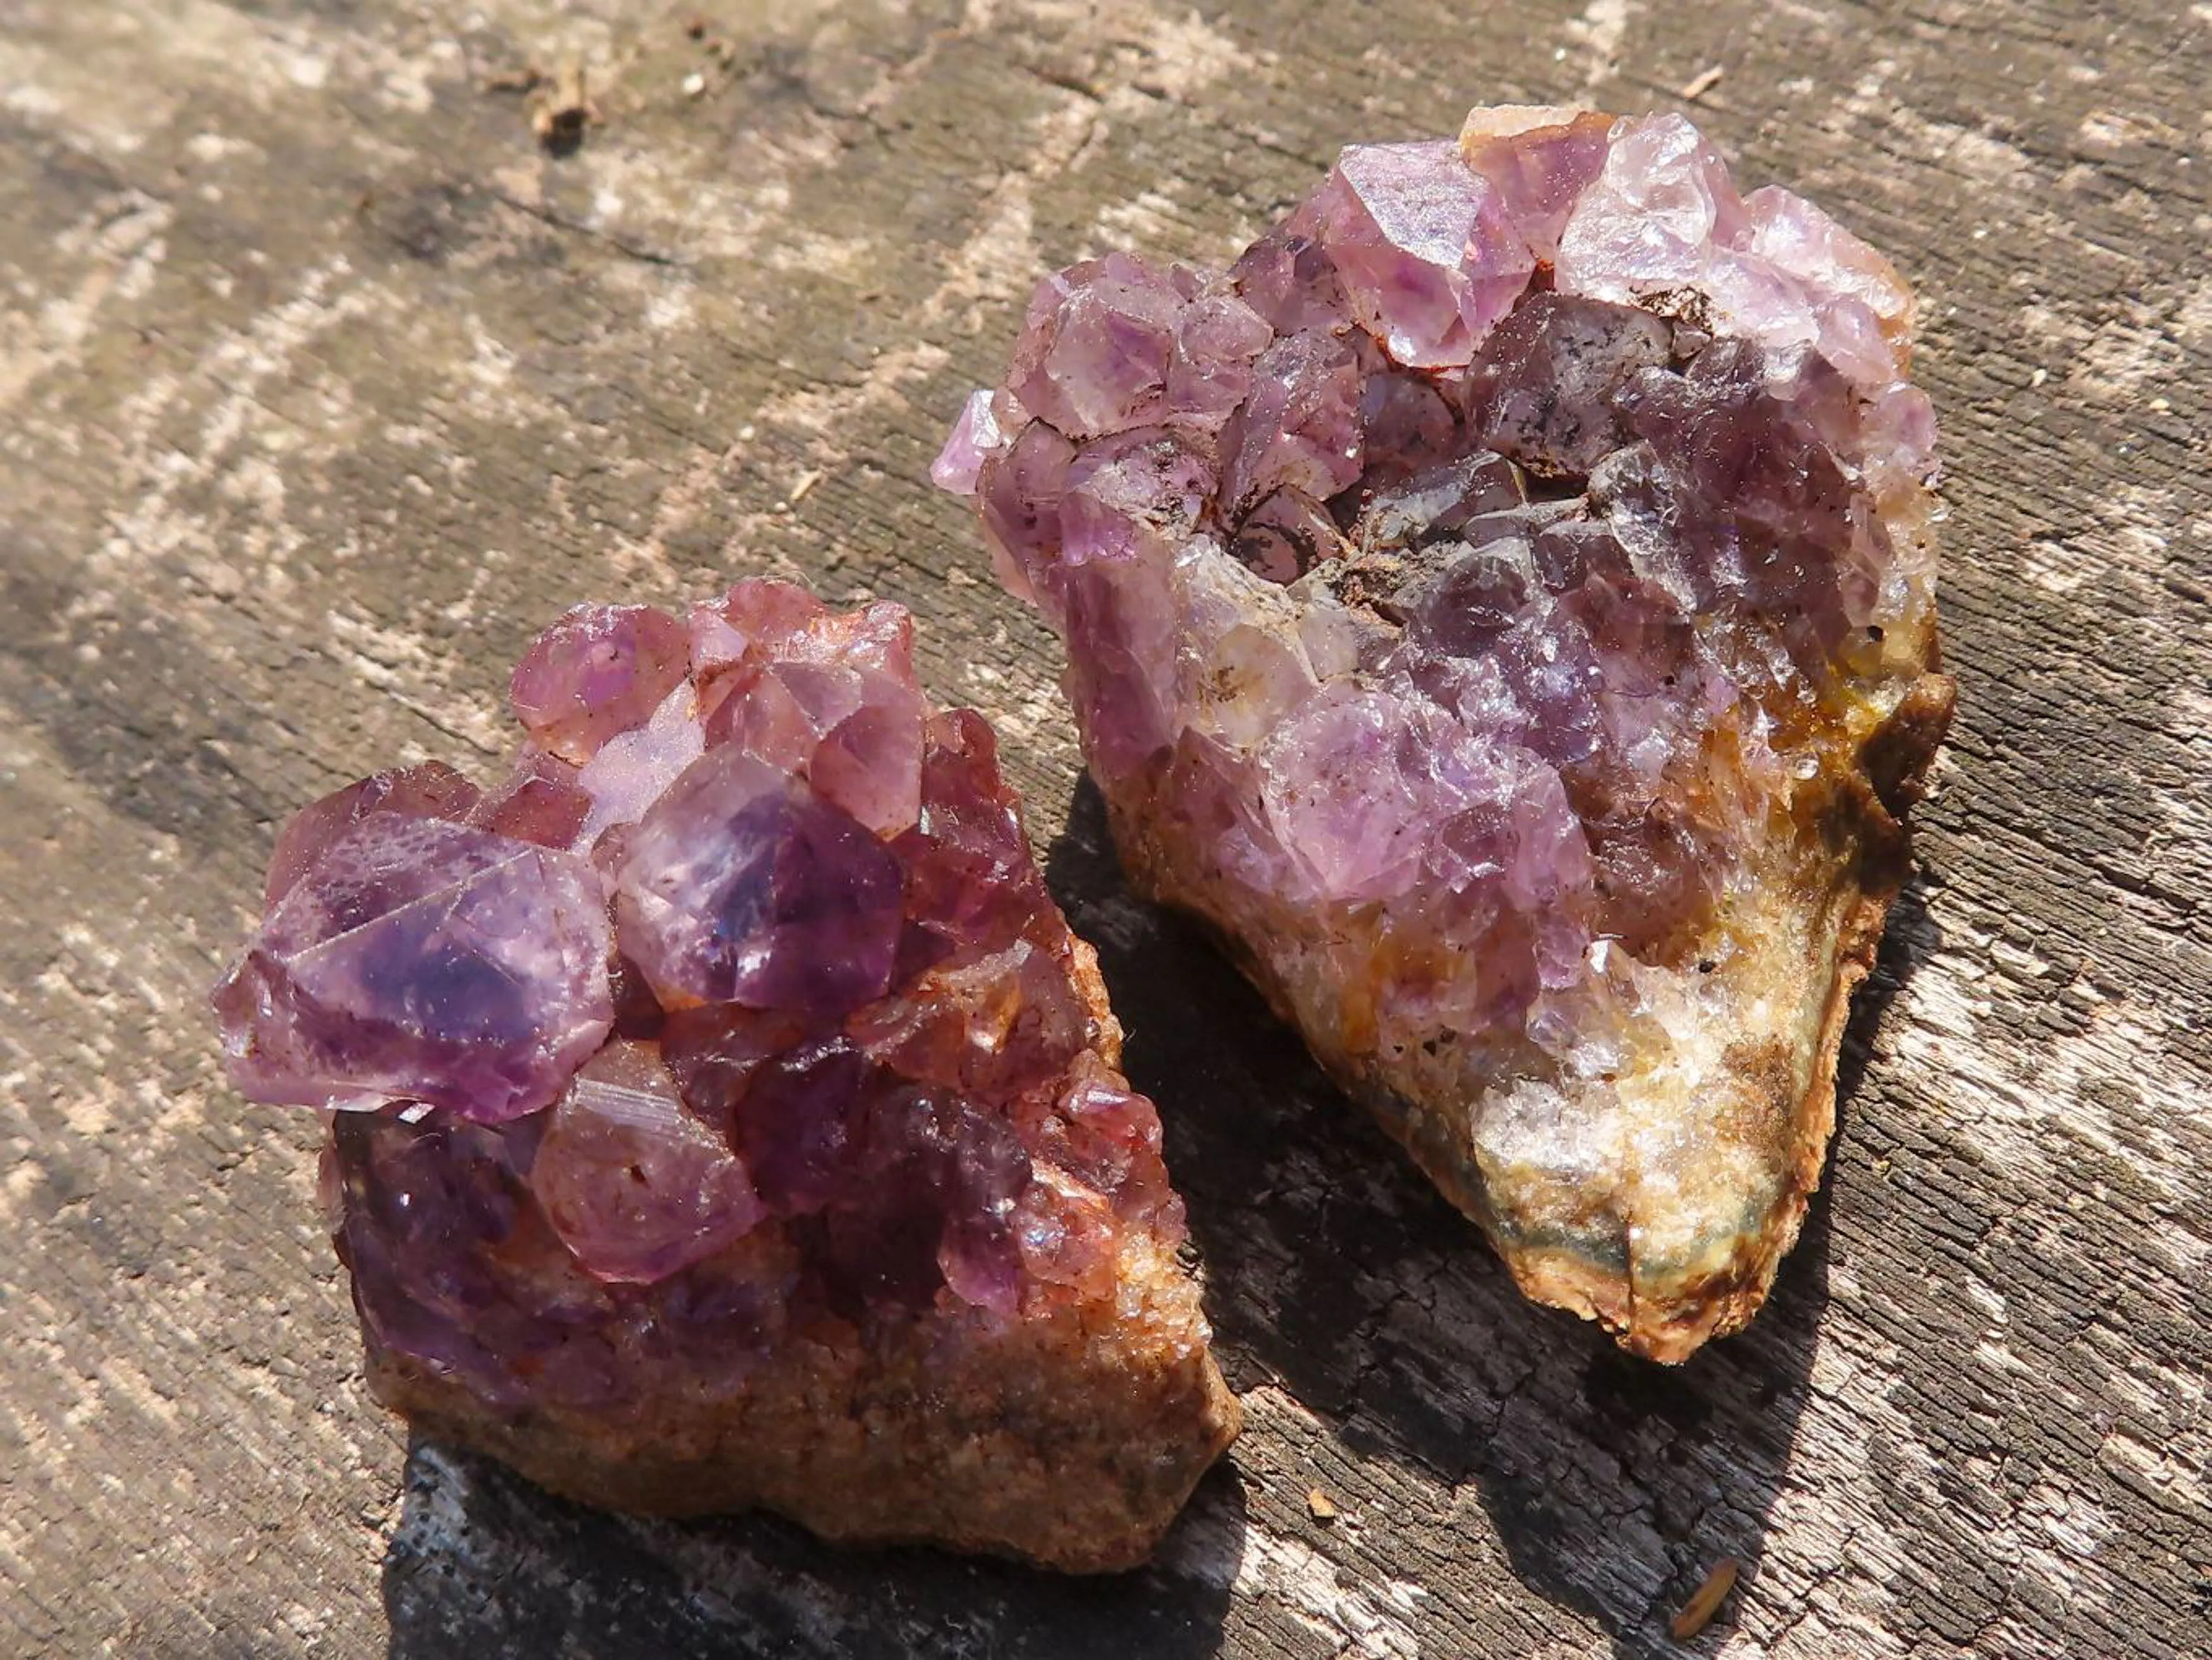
1301, 139, 1534, 367
612, 748, 906, 1018
215, 814, 612, 1121
509, 602, 692, 764
471, 750, 594, 849
530, 1041, 765, 1283
940, 106, 1952, 1360
262, 760, 480, 906
212, 580, 1237, 1568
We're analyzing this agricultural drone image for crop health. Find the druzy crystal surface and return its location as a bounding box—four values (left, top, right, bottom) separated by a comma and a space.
212, 583, 1236, 1569
941, 107, 1952, 1359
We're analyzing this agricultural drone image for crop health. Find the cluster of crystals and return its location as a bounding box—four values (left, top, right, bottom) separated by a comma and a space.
939, 109, 1937, 1073
214, 583, 1182, 1410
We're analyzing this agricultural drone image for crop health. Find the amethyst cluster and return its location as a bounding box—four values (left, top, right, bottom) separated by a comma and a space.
940, 107, 1948, 1357
214, 583, 1203, 1426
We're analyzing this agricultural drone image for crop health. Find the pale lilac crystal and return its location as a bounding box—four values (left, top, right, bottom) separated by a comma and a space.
942, 105, 1943, 1334
931, 389, 1012, 496
1229, 224, 1350, 335
1167, 292, 1274, 427
1045, 432, 1206, 778
1740, 185, 1914, 388
1258, 686, 1440, 902
1308, 140, 1535, 367
1554, 113, 1749, 300
217, 579, 1196, 1424
808, 689, 926, 836
1742, 186, 1913, 336
1061, 429, 1214, 570
1058, 558, 1182, 780
1007, 253, 1186, 439
1554, 115, 1920, 401
576, 683, 707, 844
976, 419, 1076, 603
1218, 331, 1363, 511
694, 601, 928, 838
1456, 106, 1614, 262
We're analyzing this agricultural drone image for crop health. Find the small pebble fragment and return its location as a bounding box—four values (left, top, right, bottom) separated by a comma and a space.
532, 57, 598, 152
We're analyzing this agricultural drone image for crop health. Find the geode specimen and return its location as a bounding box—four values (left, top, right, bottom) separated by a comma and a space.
212, 582, 1239, 1571
939, 107, 1954, 1361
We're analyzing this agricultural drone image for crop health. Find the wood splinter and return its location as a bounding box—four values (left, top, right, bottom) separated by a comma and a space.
1679, 64, 1726, 101
1670, 1556, 1741, 1640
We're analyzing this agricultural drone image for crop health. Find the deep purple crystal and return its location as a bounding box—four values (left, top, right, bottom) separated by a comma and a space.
215, 814, 612, 1121
613, 747, 906, 1019
214, 579, 1196, 1427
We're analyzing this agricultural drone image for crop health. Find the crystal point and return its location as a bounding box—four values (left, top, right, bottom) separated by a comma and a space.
612, 748, 906, 1018
1312, 139, 1535, 367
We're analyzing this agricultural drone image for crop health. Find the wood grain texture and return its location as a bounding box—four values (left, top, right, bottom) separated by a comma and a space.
1, 1, 2204, 1656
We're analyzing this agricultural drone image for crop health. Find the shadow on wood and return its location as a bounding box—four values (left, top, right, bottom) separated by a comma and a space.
381, 1438, 1245, 1659
1043, 778, 1938, 1657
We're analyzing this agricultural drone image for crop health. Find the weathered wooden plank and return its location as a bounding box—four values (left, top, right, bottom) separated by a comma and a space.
0, 1, 2204, 1656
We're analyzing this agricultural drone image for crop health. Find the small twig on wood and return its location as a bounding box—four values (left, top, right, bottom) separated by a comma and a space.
1670, 1557, 1740, 1640
1679, 64, 1725, 102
